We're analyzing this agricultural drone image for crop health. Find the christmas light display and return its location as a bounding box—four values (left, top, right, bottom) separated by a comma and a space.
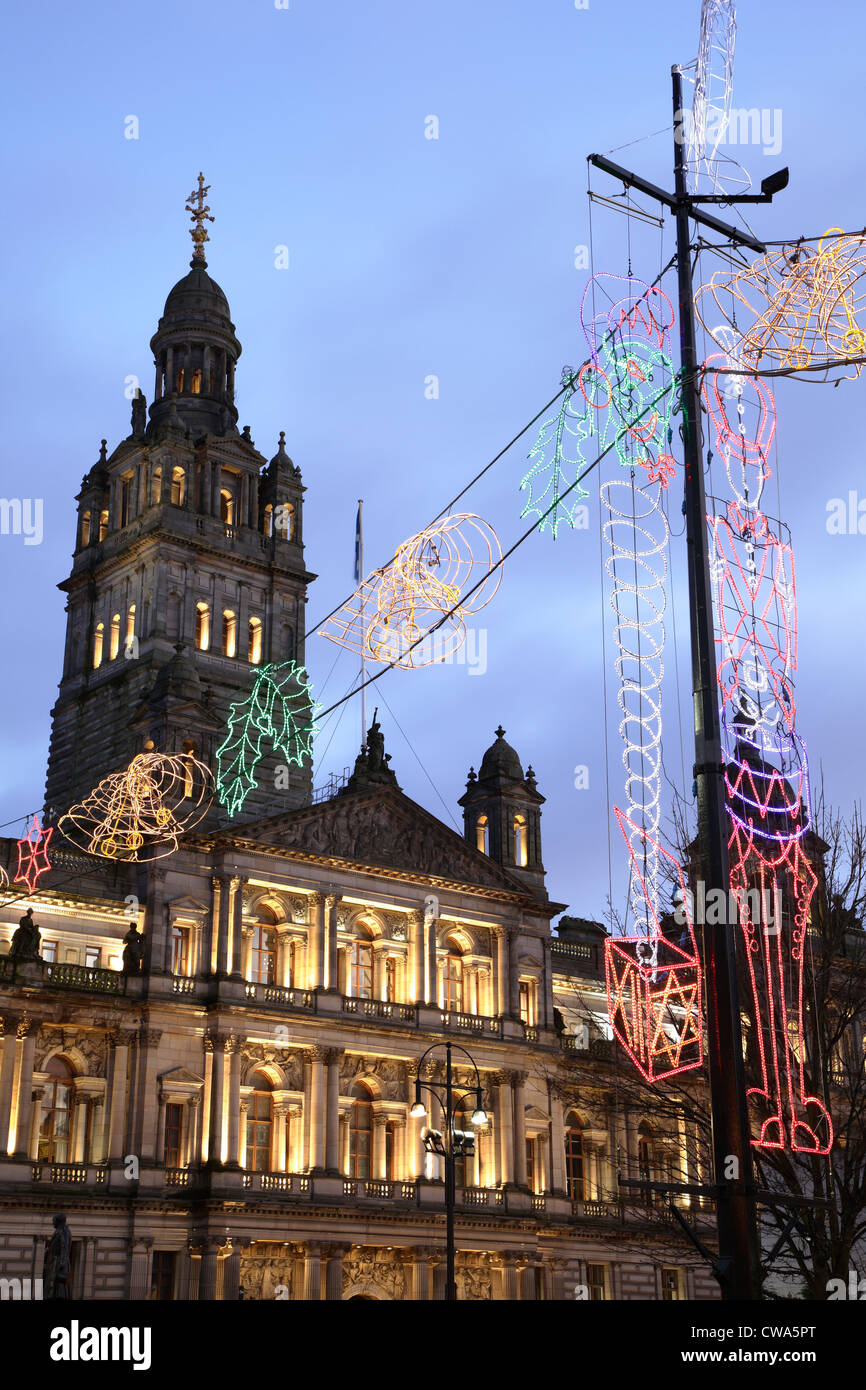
695, 229, 866, 378
605, 810, 703, 1083
59, 753, 214, 862
686, 0, 749, 195
519, 368, 591, 537
0, 866, 8, 890
14, 816, 53, 893
216, 661, 319, 819
319, 514, 502, 668
703, 350, 832, 1153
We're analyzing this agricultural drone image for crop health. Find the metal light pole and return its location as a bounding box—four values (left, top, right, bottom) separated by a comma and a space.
411, 1041, 487, 1302
588, 64, 789, 1301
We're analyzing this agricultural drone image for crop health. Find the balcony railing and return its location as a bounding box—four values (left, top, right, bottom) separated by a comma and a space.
245, 982, 314, 1010
0, 959, 126, 993
31, 1162, 106, 1185
342, 997, 415, 1023
172, 975, 196, 995
439, 1012, 501, 1036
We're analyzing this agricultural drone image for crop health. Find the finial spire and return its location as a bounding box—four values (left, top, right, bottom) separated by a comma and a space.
185, 172, 214, 267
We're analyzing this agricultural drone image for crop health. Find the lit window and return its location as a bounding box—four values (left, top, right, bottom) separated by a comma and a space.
151, 465, 162, 505
80, 511, 91, 547
280, 502, 295, 540
163, 1107, 183, 1169
248, 617, 263, 665
85, 946, 100, 969
151, 1250, 177, 1301
514, 814, 528, 866
171, 466, 186, 507
195, 602, 210, 651
245, 1075, 273, 1172
526, 1136, 537, 1192
126, 604, 136, 648
170, 926, 189, 976
348, 934, 373, 999
39, 1057, 73, 1163
442, 943, 463, 1011
348, 1082, 373, 1179
175, 368, 184, 392
98, 510, 109, 541
191, 368, 202, 394
476, 815, 488, 854
661, 1267, 682, 1301
565, 1114, 585, 1200
453, 1095, 474, 1187
263, 504, 274, 538
220, 489, 235, 526
519, 979, 535, 1025
222, 609, 237, 658
42, 940, 57, 964
250, 925, 275, 985
587, 1264, 608, 1301
93, 622, 104, 669
109, 613, 120, 660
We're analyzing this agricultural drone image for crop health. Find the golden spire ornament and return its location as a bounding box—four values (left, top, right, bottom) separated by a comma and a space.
185, 172, 214, 266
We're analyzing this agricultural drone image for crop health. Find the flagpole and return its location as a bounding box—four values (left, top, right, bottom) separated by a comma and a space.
357, 499, 367, 745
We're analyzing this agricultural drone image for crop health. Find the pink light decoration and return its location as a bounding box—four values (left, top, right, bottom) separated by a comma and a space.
15, 815, 53, 895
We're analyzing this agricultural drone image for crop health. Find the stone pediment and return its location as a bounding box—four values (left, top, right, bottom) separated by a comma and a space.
242, 787, 536, 896
159, 1066, 203, 1086
167, 895, 209, 915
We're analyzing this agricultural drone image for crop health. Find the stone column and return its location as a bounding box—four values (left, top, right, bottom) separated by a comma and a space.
90, 1096, 107, 1164
512, 1073, 527, 1187
373, 1113, 389, 1180
216, 876, 231, 976
136, 1030, 162, 1163
426, 913, 438, 1007
537, 1129, 550, 1193
225, 1037, 243, 1168
496, 1072, 514, 1185
13, 1022, 38, 1159
71, 1094, 89, 1163
310, 892, 325, 990
324, 1244, 349, 1300
129, 1240, 153, 1300
240, 474, 250, 531
501, 1251, 519, 1301
186, 1094, 202, 1167
409, 910, 424, 1004
550, 1097, 567, 1194
492, 928, 507, 1016
154, 1096, 167, 1167
272, 1101, 287, 1171
207, 1034, 226, 1164
309, 1047, 326, 1170
430, 1255, 446, 1301
223, 1246, 241, 1301
230, 878, 246, 977
325, 1048, 342, 1172
198, 1237, 221, 1301
302, 1242, 322, 1300
107, 1031, 133, 1162
407, 1067, 425, 1179
325, 894, 340, 991
0, 1018, 19, 1155
28, 1085, 45, 1161
239, 1100, 250, 1167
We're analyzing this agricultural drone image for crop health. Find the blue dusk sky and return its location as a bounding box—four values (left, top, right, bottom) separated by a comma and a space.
1, 0, 864, 926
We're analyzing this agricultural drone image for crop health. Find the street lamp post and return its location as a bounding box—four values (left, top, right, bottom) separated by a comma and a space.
410, 1040, 487, 1302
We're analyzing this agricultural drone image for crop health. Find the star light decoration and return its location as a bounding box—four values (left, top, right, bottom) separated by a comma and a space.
59, 753, 214, 862
216, 660, 320, 820
319, 514, 502, 668
695, 229, 866, 380
15, 815, 54, 893
686, 0, 750, 196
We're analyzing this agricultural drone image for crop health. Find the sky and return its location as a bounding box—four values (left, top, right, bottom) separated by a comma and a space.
1, 0, 865, 928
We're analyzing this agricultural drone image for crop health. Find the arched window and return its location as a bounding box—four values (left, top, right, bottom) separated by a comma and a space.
191, 368, 202, 395
222, 609, 237, 658
565, 1113, 585, 1200
442, 941, 463, 1011
250, 925, 276, 985
92, 622, 104, 670
348, 1081, 373, 1179
220, 489, 235, 526
263, 504, 274, 538
476, 815, 489, 855
119, 474, 134, 528
98, 509, 109, 542
150, 465, 162, 506
638, 1122, 655, 1207
195, 602, 210, 651
280, 502, 295, 541
109, 613, 121, 660
245, 1074, 273, 1172
39, 1057, 74, 1163
513, 814, 528, 866
125, 604, 136, 649
453, 1094, 473, 1188
80, 511, 91, 548
347, 930, 373, 999
248, 617, 263, 665
170, 466, 186, 507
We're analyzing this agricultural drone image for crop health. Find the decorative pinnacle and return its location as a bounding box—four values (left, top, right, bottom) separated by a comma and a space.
185, 172, 214, 267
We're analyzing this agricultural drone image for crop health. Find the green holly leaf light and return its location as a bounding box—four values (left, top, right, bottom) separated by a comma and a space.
519, 367, 592, 539
215, 661, 320, 820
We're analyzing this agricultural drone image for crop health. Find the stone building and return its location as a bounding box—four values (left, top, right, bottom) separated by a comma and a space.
0, 186, 719, 1302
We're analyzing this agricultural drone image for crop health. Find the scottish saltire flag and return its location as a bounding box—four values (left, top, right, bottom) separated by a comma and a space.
354, 502, 362, 582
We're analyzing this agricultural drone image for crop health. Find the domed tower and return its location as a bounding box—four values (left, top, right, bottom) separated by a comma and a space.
44, 176, 316, 826
458, 726, 546, 891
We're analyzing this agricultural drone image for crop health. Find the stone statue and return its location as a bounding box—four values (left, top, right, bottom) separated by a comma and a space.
122, 922, 145, 974
43, 1213, 72, 1300
131, 389, 147, 437
367, 710, 385, 773
9, 908, 41, 961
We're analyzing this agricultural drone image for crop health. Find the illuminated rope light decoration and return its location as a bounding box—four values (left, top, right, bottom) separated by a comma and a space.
59, 753, 214, 862
0, 865, 9, 890
15, 816, 53, 894
606, 810, 703, 1083
216, 661, 319, 820
519, 367, 591, 538
319, 514, 502, 667
695, 229, 866, 379
572, 272, 705, 1082
686, 0, 750, 195
703, 351, 832, 1153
